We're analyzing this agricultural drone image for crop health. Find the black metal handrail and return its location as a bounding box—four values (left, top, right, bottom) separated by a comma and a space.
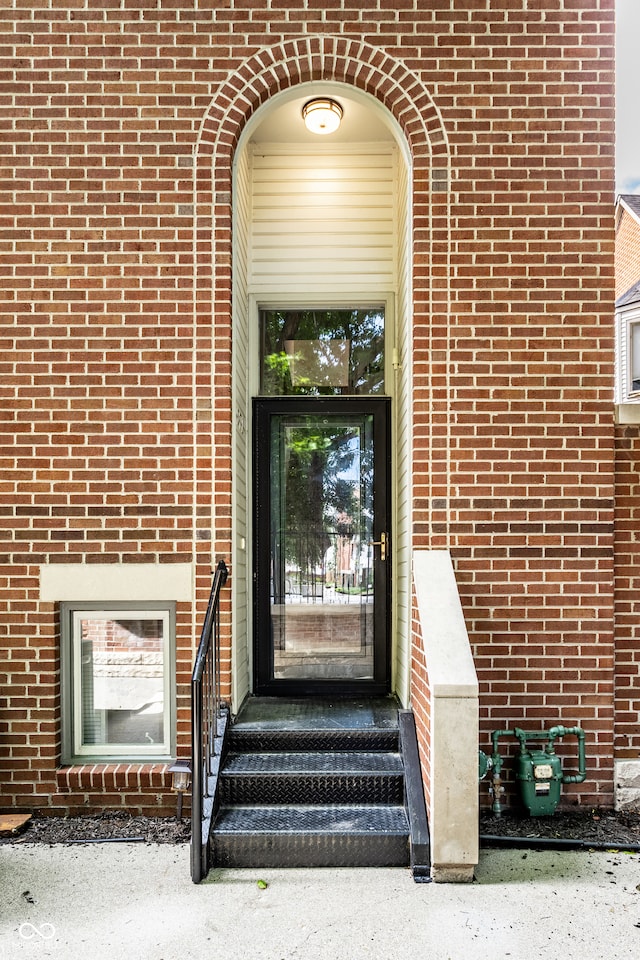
191, 559, 228, 884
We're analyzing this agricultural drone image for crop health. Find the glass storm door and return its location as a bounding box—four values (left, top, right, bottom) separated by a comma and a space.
253, 397, 390, 696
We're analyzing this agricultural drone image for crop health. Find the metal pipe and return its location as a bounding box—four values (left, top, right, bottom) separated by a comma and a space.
549, 725, 586, 784
489, 730, 514, 816
491, 728, 515, 769
480, 834, 640, 854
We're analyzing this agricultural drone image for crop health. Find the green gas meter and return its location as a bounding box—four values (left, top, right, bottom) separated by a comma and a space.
515, 737, 564, 816
489, 725, 586, 817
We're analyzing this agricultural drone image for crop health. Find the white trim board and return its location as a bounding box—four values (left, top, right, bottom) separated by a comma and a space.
39, 563, 194, 602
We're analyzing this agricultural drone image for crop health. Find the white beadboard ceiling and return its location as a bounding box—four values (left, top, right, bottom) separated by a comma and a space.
249, 90, 395, 146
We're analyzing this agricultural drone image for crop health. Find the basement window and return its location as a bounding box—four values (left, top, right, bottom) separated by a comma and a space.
60, 602, 175, 763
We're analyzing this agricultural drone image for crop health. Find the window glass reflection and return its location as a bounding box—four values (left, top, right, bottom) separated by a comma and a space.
260, 308, 384, 395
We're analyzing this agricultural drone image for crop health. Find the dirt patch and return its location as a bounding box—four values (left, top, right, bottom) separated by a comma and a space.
480, 807, 640, 847
1, 811, 190, 845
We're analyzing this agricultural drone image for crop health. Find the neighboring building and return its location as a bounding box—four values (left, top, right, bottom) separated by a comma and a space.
616, 196, 640, 407
615, 194, 640, 810
0, 2, 621, 879
616, 195, 640, 302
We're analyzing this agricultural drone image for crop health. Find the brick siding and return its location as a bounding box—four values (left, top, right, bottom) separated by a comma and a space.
0, 1, 618, 816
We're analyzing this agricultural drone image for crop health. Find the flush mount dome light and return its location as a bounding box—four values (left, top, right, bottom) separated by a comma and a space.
302, 98, 344, 135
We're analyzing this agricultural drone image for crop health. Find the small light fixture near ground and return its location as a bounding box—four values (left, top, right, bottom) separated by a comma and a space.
168, 759, 191, 821
302, 98, 343, 135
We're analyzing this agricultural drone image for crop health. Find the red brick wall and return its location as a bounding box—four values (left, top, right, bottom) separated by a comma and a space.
410, 591, 432, 815
1, 1, 616, 816
616, 208, 640, 299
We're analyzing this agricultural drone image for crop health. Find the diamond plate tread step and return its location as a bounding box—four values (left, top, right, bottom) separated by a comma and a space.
215, 803, 409, 835
229, 728, 399, 753
208, 700, 419, 871
211, 804, 410, 868
222, 750, 403, 774
220, 750, 404, 804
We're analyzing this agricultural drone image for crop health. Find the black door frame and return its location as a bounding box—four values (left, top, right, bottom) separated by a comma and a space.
252, 396, 391, 697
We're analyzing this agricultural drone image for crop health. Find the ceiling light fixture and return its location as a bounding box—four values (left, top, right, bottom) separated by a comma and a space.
302, 98, 344, 135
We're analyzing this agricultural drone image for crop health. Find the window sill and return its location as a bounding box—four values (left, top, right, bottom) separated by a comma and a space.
616, 403, 640, 425
56, 762, 171, 792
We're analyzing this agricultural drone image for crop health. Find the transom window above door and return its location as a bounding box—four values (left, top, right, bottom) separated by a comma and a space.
259, 307, 385, 396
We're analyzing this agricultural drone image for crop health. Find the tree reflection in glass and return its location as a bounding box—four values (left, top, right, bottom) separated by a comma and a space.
260, 308, 385, 396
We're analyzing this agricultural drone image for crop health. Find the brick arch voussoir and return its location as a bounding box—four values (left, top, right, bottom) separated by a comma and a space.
197, 35, 445, 169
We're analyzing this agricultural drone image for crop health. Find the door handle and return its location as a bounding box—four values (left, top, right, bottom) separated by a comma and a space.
369, 532, 387, 561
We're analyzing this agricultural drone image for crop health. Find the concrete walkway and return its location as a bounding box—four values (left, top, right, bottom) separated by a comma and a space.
1, 843, 639, 959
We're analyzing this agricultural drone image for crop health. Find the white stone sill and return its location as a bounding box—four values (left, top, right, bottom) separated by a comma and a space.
616, 403, 640, 425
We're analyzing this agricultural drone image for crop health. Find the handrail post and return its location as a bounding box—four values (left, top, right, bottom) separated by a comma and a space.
190, 560, 228, 883
190, 670, 204, 882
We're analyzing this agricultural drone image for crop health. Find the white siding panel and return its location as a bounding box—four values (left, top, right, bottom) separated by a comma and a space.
393, 157, 412, 706
616, 307, 626, 403
249, 144, 397, 296
231, 146, 251, 709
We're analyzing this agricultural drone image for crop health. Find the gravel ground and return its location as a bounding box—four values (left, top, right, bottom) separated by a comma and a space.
2, 805, 640, 847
